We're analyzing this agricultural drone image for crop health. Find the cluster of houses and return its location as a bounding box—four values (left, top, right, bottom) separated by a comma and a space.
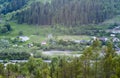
73, 36, 120, 55
17, 33, 120, 55
92, 36, 120, 43
73, 35, 120, 44
107, 26, 120, 33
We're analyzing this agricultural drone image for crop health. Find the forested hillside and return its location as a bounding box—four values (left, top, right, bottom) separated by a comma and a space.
0, 0, 28, 14
14, 0, 120, 25
1, 0, 120, 25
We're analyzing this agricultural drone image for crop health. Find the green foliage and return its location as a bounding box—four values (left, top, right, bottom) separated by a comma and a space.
0, 44, 119, 78
0, 0, 28, 14
0, 39, 10, 48
4, 23, 12, 31
0, 48, 30, 60
103, 41, 116, 78
0, 64, 4, 75
0, 26, 8, 33
38, 39, 85, 51
0, 1, 120, 78
9, 0, 120, 25
18, 31, 24, 36
0, 23, 12, 34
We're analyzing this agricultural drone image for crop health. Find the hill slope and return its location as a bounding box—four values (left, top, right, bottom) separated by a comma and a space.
1, 0, 120, 26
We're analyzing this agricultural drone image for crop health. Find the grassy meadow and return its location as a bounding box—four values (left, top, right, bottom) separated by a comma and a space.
57, 35, 91, 41
0, 22, 92, 43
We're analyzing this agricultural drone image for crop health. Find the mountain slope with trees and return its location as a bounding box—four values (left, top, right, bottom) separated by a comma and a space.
1, 0, 120, 26
13, 0, 120, 25
0, 0, 29, 14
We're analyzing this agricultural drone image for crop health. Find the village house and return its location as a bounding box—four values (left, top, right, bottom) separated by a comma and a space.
41, 41, 47, 45
112, 37, 120, 42
74, 40, 81, 43
99, 37, 108, 42
19, 36, 30, 42
110, 34, 115, 37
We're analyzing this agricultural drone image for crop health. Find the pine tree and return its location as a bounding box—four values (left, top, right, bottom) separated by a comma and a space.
91, 39, 101, 78
103, 41, 116, 78
81, 47, 93, 78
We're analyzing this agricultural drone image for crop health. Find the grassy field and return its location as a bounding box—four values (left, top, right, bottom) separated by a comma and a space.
0, 22, 92, 43
57, 35, 91, 41
9, 22, 53, 36
0, 22, 53, 42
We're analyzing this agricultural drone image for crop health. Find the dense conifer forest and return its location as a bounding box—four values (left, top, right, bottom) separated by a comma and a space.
14, 0, 120, 25
1, 0, 120, 25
